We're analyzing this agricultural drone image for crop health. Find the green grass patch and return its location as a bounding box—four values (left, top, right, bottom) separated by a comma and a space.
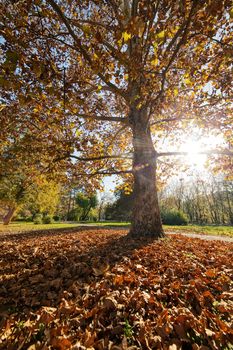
165, 225, 233, 237
0, 221, 131, 234
0, 221, 83, 233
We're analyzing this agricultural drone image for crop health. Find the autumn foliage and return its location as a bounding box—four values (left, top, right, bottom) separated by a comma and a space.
1, 0, 233, 236
0, 228, 232, 349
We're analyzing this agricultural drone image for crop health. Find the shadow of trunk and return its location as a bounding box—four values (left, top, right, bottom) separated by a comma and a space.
0, 227, 156, 312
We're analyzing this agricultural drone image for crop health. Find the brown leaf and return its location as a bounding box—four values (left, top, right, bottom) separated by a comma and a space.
102, 296, 118, 310
92, 264, 109, 277
51, 337, 72, 350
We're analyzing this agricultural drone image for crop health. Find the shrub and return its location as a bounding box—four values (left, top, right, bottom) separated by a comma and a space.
161, 209, 188, 225
88, 208, 98, 222
53, 215, 60, 222
42, 215, 54, 224
67, 208, 82, 221
33, 214, 43, 225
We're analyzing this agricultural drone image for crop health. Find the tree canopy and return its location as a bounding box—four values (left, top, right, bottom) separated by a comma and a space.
0, 0, 232, 236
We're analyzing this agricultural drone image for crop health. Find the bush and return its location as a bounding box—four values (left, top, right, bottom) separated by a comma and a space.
53, 215, 60, 222
161, 209, 188, 225
67, 208, 82, 221
33, 214, 43, 225
88, 208, 98, 222
42, 215, 54, 224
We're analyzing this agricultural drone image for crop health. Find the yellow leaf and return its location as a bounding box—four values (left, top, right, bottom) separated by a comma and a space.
117, 38, 123, 47
82, 25, 91, 35
97, 85, 102, 91
174, 88, 179, 97
0, 104, 6, 112
151, 58, 159, 66
184, 78, 191, 85
122, 31, 132, 42
136, 102, 142, 110
157, 30, 165, 39
93, 53, 98, 60
153, 42, 158, 54
230, 8, 233, 18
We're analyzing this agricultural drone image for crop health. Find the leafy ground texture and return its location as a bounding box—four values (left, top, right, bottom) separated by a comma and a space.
0, 228, 232, 350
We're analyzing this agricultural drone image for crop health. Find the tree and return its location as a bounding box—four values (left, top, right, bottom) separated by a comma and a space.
1, 0, 233, 237
0, 169, 61, 224
160, 174, 233, 225
76, 192, 98, 221
0, 173, 26, 225
97, 192, 114, 221
105, 190, 134, 221
24, 179, 61, 217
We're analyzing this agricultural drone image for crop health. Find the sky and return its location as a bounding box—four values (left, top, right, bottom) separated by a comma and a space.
100, 128, 226, 193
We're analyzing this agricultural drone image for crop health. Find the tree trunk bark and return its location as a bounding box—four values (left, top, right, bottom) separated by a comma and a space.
129, 109, 164, 238
3, 206, 16, 225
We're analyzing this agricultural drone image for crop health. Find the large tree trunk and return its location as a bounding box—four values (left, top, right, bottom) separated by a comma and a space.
129, 109, 164, 238
3, 206, 16, 225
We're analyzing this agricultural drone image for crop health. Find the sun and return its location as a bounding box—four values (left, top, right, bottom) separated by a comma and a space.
178, 132, 225, 171
181, 139, 207, 169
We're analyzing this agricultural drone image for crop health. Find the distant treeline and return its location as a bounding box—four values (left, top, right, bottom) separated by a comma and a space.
105, 176, 233, 225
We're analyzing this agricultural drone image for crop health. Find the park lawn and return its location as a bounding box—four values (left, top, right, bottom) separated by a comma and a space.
0, 221, 84, 234
0, 228, 232, 349
91, 223, 233, 237
0, 221, 233, 237
165, 224, 233, 237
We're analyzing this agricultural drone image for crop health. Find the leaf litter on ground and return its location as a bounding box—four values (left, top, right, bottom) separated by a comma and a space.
0, 228, 232, 350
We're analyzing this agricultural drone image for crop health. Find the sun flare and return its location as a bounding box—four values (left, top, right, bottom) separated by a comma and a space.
178, 133, 225, 170
181, 140, 207, 168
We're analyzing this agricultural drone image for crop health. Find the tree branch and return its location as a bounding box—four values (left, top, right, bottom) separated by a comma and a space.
74, 113, 127, 123
150, 117, 194, 126
74, 169, 132, 177
151, 0, 198, 107
47, 0, 127, 99
70, 154, 132, 161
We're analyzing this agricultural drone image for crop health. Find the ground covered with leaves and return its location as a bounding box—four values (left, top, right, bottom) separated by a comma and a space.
0, 228, 232, 350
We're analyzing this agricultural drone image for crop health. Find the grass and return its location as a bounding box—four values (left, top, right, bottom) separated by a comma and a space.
0, 221, 232, 237
165, 224, 233, 237
0, 221, 83, 233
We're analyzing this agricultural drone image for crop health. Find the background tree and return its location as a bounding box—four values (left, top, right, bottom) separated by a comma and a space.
24, 179, 61, 218
1, 0, 232, 237
76, 192, 98, 221
160, 175, 233, 225
97, 193, 114, 221
105, 190, 134, 221
0, 173, 27, 225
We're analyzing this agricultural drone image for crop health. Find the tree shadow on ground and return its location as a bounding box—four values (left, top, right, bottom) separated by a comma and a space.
0, 225, 123, 241
0, 227, 156, 313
